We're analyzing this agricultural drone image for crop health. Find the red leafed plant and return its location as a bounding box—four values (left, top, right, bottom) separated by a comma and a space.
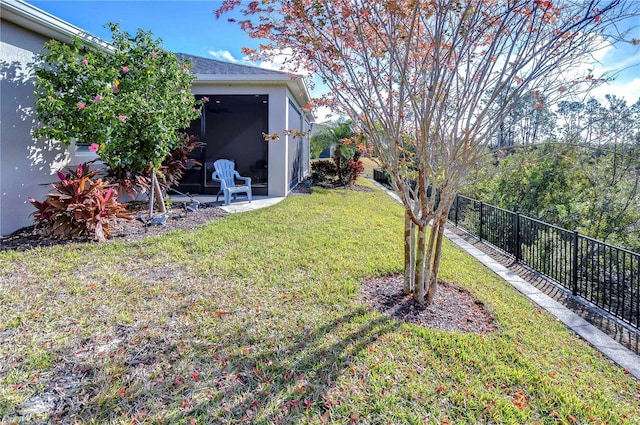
311, 150, 364, 187
343, 151, 365, 186
104, 166, 151, 203
29, 162, 131, 241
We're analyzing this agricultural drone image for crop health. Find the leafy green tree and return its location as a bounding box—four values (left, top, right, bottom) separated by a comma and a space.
468, 144, 587, 228
310, 124, 331, 159
576, 140, 640, 250
33, 23, 202, 214
311, 120, 355, 158
493, 90, 557, 148
466, 134, 640, 251
310, 120, 365, 186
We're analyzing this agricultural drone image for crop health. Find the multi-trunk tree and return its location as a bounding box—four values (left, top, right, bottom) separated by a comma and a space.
34, 24, 202, 216
218, 0, 638, 304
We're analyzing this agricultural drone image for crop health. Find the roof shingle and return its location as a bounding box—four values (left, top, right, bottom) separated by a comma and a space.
177, 53, 290, 76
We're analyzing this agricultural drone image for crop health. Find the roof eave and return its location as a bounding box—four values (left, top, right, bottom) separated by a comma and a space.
194, 73, 314, 120
1, 0, 108, 49
193, 73, 295, 83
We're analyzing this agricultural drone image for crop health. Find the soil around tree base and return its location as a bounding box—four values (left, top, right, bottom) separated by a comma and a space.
360, 274, 496, 334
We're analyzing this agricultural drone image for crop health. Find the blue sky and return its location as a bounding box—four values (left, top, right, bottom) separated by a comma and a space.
28, 1, 258, 63
28, 0, 640, 111
28, 0, 337, 121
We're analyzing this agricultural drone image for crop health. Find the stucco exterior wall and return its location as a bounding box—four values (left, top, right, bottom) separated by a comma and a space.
0, 19, 72, 236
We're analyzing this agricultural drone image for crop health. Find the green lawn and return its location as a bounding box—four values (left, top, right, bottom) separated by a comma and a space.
360, 157, 381, 179
1, 179, 638, 424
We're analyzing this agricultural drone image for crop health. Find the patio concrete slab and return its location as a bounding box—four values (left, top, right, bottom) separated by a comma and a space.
169, 195, 285, 213
369, 178, 640, 380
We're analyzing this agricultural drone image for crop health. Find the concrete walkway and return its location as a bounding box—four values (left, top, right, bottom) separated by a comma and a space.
369, 179, 640, 380
169, 194, 285, 213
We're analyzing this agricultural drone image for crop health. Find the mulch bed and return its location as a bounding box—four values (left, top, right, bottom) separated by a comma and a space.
0, 182, 369, 251
0, 200, 229, 252
360, 274, 496, 334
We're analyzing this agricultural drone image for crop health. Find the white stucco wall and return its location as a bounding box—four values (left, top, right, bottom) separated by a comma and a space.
0, 19, 73, 236
297, 101, 311, 183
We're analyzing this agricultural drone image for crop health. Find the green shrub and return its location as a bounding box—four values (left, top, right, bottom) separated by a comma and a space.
311, 159, 338, 184
106, 133, 204, 200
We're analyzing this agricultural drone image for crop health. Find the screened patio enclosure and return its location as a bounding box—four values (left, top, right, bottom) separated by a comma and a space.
177, 94, 270, 196
174, 52, 313, 199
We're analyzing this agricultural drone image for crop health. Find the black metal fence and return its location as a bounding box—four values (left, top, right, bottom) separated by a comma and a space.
373, 168, 391, 186
448, 194, 640, 330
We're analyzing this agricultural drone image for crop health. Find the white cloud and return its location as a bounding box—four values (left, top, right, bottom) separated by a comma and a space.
559, 34, 613, 83
585, 40, 640, 104
255, 48, 313, 77
591, 50, 640, 75
589, 77, 640, 104
207, 48, 309, 75
588, 36, 615, 64
314, 106, 341, 123
207, 50, 241, 63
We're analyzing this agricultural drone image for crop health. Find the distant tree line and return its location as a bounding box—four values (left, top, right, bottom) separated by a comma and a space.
466, 94, 640, 252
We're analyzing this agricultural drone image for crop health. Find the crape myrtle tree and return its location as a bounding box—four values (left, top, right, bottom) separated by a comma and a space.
33, 24, 202, 216
218, 0, 638, 304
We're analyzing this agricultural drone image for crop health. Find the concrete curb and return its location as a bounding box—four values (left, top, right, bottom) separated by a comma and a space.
368, 178, 640, 380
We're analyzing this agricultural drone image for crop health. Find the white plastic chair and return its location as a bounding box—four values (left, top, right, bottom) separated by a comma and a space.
211, 159, 252, 205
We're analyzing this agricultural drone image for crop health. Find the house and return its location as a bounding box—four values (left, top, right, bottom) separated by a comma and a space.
176, 53, 313, 198
0, 0, 313, 237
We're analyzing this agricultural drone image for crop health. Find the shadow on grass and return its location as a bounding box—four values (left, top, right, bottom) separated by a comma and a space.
173, 307, 400, 423
10, 307, 399, 424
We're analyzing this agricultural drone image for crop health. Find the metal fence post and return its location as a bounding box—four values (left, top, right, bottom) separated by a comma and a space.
479, 201, 484, 242
454, 195, 459, 226
514, 211, 521, 262
572, 230, 579, 296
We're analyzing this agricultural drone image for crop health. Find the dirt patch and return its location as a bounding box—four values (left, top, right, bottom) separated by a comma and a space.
360, 274, 496, 334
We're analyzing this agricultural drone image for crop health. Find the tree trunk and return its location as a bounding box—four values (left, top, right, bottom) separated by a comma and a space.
425, 214, 447, 304
404, 211, 415, 295
413, 223, 427, 304
148, 169, 155, 219
415, 217, 438, 304
153, 175, 167, 214
148, 168, 167, 217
